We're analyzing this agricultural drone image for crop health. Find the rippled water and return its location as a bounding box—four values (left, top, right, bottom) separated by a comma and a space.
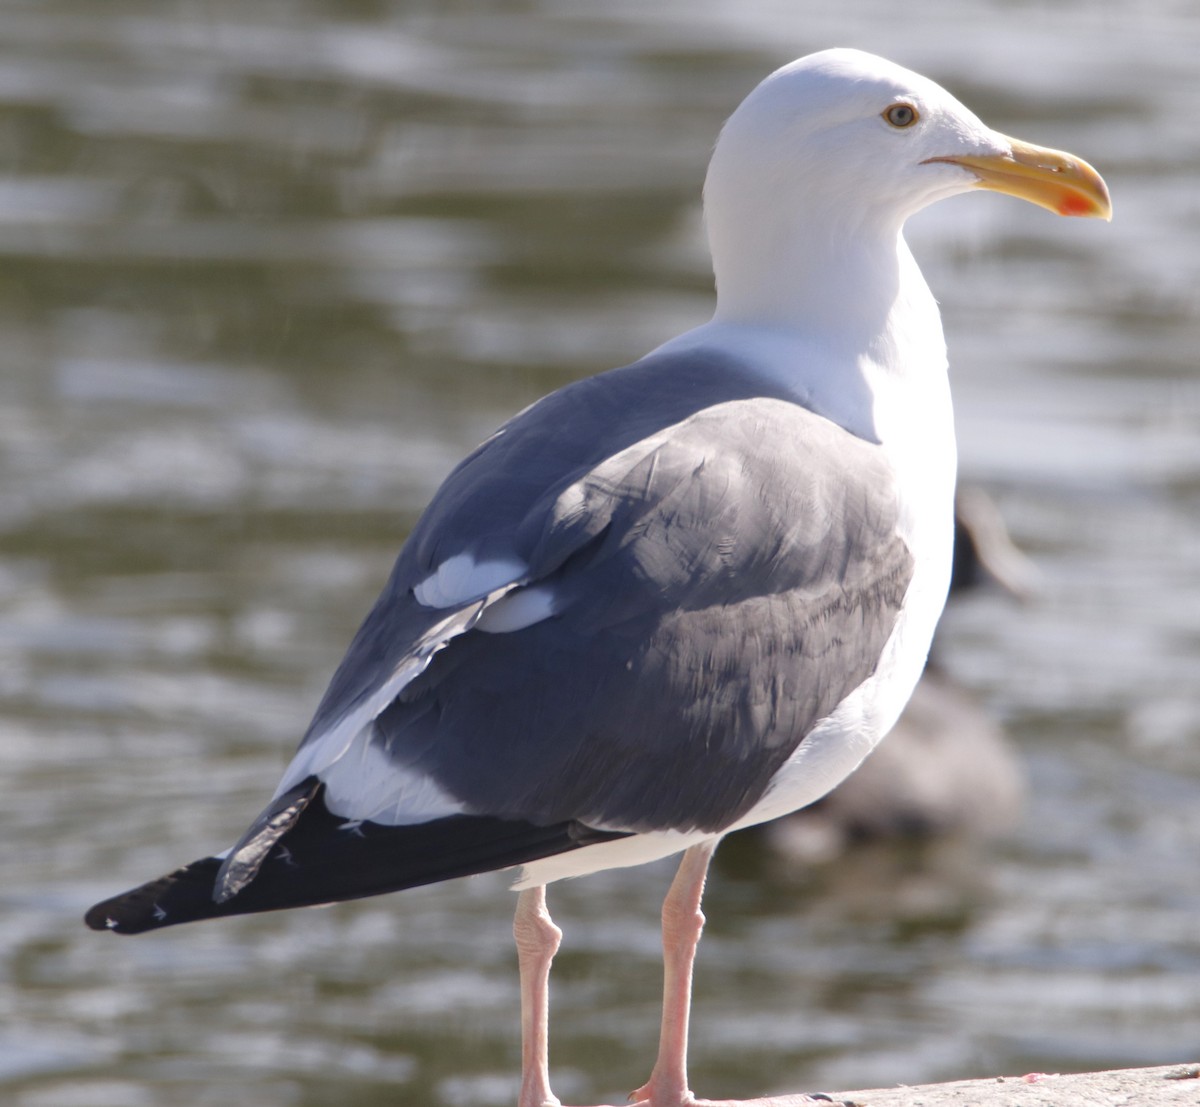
2, 2, 1198, 1105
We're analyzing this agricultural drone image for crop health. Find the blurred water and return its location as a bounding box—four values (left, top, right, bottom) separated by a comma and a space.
1, 2, 1198, 1105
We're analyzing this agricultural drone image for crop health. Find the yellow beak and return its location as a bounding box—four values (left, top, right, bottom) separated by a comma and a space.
924, 136, 1112, 220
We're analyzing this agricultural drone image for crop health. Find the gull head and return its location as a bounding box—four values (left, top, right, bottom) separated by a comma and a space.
706, 47, 1111, 231
704, 48, 1110, 326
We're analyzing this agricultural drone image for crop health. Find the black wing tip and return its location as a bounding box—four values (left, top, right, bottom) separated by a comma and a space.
84, 898, 149, 935
84, 856, 223, 935
83, 790, 633, 936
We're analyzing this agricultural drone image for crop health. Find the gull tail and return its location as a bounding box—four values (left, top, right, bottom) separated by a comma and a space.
84, 778, 625, 935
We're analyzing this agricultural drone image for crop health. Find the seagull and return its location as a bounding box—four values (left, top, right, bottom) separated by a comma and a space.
85, 48, 1109, 1107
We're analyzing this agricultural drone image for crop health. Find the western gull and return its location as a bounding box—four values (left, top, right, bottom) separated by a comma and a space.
85, 48, 1110, 1107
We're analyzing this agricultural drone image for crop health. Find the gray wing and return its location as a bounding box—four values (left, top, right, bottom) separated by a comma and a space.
298, 346, 800, 739
287, 348, 914, 835
84, 347, 916, 935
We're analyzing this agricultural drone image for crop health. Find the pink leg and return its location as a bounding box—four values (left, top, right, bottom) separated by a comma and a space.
514, 885, 564, 1107
631, 839, 720, 1107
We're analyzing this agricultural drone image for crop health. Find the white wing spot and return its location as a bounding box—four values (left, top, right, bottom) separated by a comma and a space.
414, 554, 526, 609
474, 585, 559, 633
339, 819, 366, 838
152, 904, 167, 922
275, 845, 298, 868
317, 722, 466, 827
105, 917, 118, 930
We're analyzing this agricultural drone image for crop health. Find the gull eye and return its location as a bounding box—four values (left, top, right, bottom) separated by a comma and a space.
883, 103, 919, 128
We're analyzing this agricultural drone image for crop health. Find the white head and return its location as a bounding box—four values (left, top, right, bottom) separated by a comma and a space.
704, 48, 1109, 329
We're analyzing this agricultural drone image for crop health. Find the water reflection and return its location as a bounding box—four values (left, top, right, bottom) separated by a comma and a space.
2, 2, 1199, 1105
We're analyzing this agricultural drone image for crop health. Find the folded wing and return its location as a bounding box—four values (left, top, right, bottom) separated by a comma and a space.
85, 347, 914, 934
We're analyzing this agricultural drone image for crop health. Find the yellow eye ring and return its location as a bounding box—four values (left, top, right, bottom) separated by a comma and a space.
883, 103, 919, 128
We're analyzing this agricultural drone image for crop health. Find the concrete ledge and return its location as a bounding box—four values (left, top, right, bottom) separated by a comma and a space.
835, 1063, 1200, 1106
698, 1063, 1200, 1106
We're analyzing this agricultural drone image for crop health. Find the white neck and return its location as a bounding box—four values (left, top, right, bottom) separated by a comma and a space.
661, 223, 945, 451
710, 203, 902, 334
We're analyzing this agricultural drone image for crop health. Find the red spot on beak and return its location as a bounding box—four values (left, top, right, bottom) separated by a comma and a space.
1058, 192, 1094, 217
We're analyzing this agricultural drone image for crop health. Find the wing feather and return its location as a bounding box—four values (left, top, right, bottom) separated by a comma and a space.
179, 347, 912, 917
